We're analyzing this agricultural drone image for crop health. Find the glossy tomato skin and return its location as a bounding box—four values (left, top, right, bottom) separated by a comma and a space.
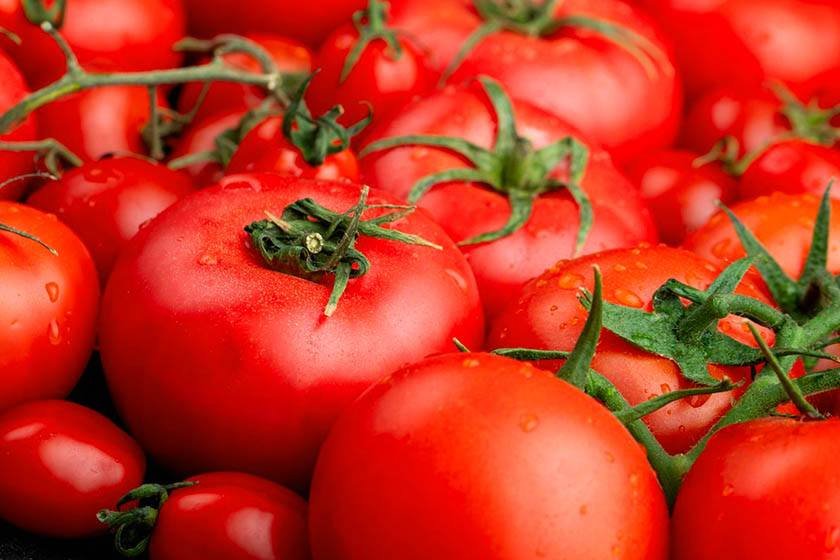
640, 0, 840, 101
307, 26, 435, 137
226, 116, 360, 182
177, 33, 313, 122
0, 203, 98, 412
0, 0, 185, 88
169, 109, 243, 187
0, 50, 37, 200
310, 353, 669, 560
487, 245, 770, 454
27, 157, 196, 281
672, 418, 840, 559
99, 175, 484, 490
0, 400, 145, 538
181, 0, 366, 45
361, 84, 657, 317
739, 140, 840, 200
625, 149, 739, 245
149, 472, 309, 560
388, 0, 682, 163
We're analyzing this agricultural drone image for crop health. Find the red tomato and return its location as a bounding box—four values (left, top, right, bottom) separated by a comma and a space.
147, 473, 309, 560
181, 0, 366, 45
169, 109, 244, 187
310, 353, 669, 559
27, 157, 196, 281
361, 84, 657, 317
684, 192, 840, 280
0, 0, 185, 88
226, 116, 361, 182
672, 418, 840, 559
177, 33, 313, 122
388, 0, 682, 163
0, 49, 37, 200
487, 245, 770, 454
99, 175, 484, 490
739, 140, 840, 200
625, 149, 739, 245
0, 400, 145, 538
0, 202, 98, 412
640, 0, 840, 101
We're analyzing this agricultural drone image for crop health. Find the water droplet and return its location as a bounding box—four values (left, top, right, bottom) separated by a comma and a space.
198, 254, 218, 266
629, 473, 639, 486
445, 269, 468, 292
634, 261, 648, 270
579, 504, 588, 515
45, 282, 59, 303
519, 413, 539, 432
613, 264, 627, 272
462, 358, 480, 368
712, 239, 731, 258
535, 278, 549, 288
558, 272, 584, 290
549, 305, 558, 312
678, 424, 686, 432
47, 320, 61, 345
613, 288, 643, 308
660, 383, 671, 394
605, 451, 615, 463
688, 393, 712, 408
722, 484, 735, 496
520, 366, 534, 379
411, 148, 430, 161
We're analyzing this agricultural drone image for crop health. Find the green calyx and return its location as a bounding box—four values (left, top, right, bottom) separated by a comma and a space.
245, 185, 441, 316
97, 481, 196, 557
362, 76, 593, 249
21, 0, 66, 28
773, 83, 839, 148
341, 0, 403, 82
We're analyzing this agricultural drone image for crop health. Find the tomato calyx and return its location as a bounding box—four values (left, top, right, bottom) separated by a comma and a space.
21, 0, 66, 28
363, 76, 593, 248
245, 185, 441, 316
98, 481, 196, 557
773, 84, 839, 148
341, 0, 403, 82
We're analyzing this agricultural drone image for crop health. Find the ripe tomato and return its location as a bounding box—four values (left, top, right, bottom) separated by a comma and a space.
0, 202, 98, 412
0, 49, 37, 200
177, 33, 313, 122
27, 157, 196, 281
625, 149, 739, 245
739, 140, 840, 200
181, 0, 366, 45
0, 400, 145, 538
169, 109, 244, 187
487, 245, 769, 454
0, 0, 186, 88
226, 116, 361, 182
672, 418, 840, 559
640, 0, 840, 101
310, 353, 669, 559
99, 175, 484, 490
361, 83, 657, 317
387, 0, 682, 163
145, 473, 309, 560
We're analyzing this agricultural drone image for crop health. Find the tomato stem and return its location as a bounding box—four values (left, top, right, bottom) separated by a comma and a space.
0, 138, 81, 176
21, 0, 66, 28
341, 0, 403, 82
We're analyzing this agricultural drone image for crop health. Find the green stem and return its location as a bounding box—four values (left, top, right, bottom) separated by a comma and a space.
0, 138, 81, 176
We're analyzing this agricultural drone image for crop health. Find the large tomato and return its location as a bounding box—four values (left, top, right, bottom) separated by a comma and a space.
0, 49, 37, 200
181, 0, 367, 46
99, 175, 484, 490
672, 418, 840, 559
361, 82, 657, 317
387, 0, 682, 163
0, 202, 98, 412
309, 353, 669, 559
487, 245, 770, 454
0, 0, 185, 88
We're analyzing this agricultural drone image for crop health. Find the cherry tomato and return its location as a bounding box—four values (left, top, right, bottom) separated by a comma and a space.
0, 400, 145, 538
0, 49, 37, 201
310, 353, 669, 559
99, 175, 484, 490
0, 0, 186, 88
672, 418, 840, 559
487, 245, 770, 454
27, 157, 196, 281
169, 109, 244, 187
0, 202, 98, 412
739, 140, 840, 200
625, 149, 739, 245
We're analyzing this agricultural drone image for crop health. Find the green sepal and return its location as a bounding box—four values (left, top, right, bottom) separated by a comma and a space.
341, 0, 403, 82
0, 222, 58, 255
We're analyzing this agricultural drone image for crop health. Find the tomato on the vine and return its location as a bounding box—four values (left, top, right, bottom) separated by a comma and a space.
0, 49, 37, 200
739, 140, 840, 201
169, 109, 244, 186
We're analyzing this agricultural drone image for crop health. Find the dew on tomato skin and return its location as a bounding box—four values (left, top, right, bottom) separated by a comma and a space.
536, 278, 549, 288
659, 383, 671, 394
722, 484, 735, 496
444, 268, 468, 292
220, 179, 262, 192
549, 304, 558, 312
197, 254, 219, 266
410, 148, 430, 161
47, 320, 61, 345
634, 260, 648, 270
579, 504, 588, 516
629, 473, 639, 487
605, 451, 615, 463
557, 272, 584, 290
613, 288, 643, 308
613, 263, 627, 272
520, 366, 534, 379
688, 393, 712, 408
711, 238, 732, 259
45, 282, 59, 303
518, 413, 539, 433
462, 358, 481, 368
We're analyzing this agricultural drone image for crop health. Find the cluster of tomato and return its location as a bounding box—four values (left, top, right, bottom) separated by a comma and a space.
1, 0, 839, 558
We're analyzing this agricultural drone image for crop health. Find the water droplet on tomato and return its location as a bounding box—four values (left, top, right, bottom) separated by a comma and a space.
557, 272, 584, 290
711, 239, 731, 258
613, 288, 643, 308
198, 254, 218, 266
411, 148, 429, 161
579, 504, 588, 515
634, 261, 648, 270
660, 383, 671, 394
45, 282, 59, 302
47, 320, 61, 345
613, 263, 627, 272
722, 484, 735, 496
688, 393, 712, 408
519, 413, 539, 433
462, 358, 480, 368
445, 268, 468, 292
549, 305, 558, 312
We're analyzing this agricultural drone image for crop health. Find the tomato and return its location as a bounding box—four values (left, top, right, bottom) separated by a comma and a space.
361, 82, 657, 317
169, 109, 244, 187
672, 418, 840, 559
640, 0, 840, 101
0, 49, 37, 201
0, 400, 144, 538
309, 352, 669, 559
0, 0, 186, 89
181, 0, 367, 46
226, 116, 361, 182
387, 0, 682, 163
487, 245, 772, 454
685, 192, 840, 280
0, 202, 98, 412
739, 140, 840, 201
306, 1, 435, 136
177, 33, 313, 122
144, 473, 309, 560
27, 157, 196, 281
625, 149, 739, 245
99, 175, 484, 490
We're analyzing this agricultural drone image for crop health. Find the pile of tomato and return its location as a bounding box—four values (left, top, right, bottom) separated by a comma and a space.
1, 0, 839, 558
